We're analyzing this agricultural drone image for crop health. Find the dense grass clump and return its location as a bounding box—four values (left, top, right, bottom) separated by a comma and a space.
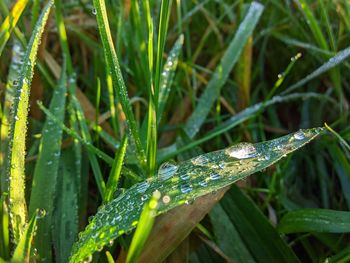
0, 0, 349, 262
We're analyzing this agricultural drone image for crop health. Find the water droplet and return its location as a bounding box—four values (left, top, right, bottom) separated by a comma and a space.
198, 180, 207, 187
277, 73, 282, 79
225, 142, 257, 159
14, 116, 19, 121
180, 183, 192, 193
36, 208, 46, 218
92, 8, 97, 15
293, 130, 305, 140
136, 181, 149, 193
180, 173, 190, 180
209, 173, 221, 180
162, 195, 171, 204
191, 155, 209, 166
158, 162, 178, 180
13, 80, 18, 86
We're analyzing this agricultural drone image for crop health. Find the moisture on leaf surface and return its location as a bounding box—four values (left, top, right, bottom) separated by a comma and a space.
69, 128, 323, 262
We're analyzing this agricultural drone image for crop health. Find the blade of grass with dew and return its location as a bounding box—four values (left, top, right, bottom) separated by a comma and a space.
11, 209, 43, 263
5, 0, 53, 243
52, 147, 79, 263
211, 185, 300, 263
158, 93, 335, 161
0, 0, 29, 56
69, 128, 323, 262
92, 0, 146, 168
104, 135, 128, 203
184, 2, 264, 138
70, 92, 106, 196
126, 191, 160, 263
28, 61, 67, 262
278, 209, 350, 233
157, 34, 184, 124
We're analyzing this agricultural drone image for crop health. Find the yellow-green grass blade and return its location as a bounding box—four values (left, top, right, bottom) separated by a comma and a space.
5, 0, 53, 243
92, 0, 146, 168
126, 192, 160, 263
104, 135, 128, 203
28, 60, 67, 261
52, 147, 79, 263
11, 209, 43, 263
69, 128, 323, 262
184, 2, 264, 138
0, 0, 29, 56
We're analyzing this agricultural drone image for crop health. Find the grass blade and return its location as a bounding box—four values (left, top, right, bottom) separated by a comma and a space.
104, 135, 128, 203
11, 209, 42, 263
52, 147, 79, 263
28, 61, 67, 261
278, 209, 350, 233
184, 2, 264, 138
126, 192, 160, 263
69, 128, 323, 262
6, 0, 53, 243
92, 0, 146, 167
0, 0, 29, 56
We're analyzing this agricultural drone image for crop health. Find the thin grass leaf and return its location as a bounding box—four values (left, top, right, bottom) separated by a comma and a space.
28, 60, 67, 261
0, 0, 29, 56
278, 209, 350, 233
69, 128, 323, 262
184, 2, 264, 138
0, 194, 9, 260
104, 135, 128, 203
11, 209, 43, 263
92, 0, 146, 167
126, 192, 160, 263
282, 46, 350, 95
52, 147, 79, 263
105, 251, 115, 263
157, 34, 184, 124
6, 0, 53, 243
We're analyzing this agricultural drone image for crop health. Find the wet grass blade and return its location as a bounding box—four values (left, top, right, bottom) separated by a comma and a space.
6, 0, 53, 243
92, 0, 146, 167
28, 61, 67, 261
126, 192, 160, 263
278, 209, 350, 233
69, 128, 323, 262
184, 2, 264, 138
104, 135, 128, 203
11, 210, 41, 263
0, 0, 29, 56
52, 147, 79, 263
282, 46, 350, 95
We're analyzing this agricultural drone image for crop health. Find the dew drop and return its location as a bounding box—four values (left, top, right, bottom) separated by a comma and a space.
180, 173, 190, 181
209, 173, 221, 180
162, 195, 171, 204
198, 180, 207, 187
158, 162, 178, 180
293, 130, 305, 140
191, 155, 209, 166
226, 142, 257, 159
92, 8, 97, 15
180, 183, 192, 193
136, 181, 149, 193
36, 208, 46, 218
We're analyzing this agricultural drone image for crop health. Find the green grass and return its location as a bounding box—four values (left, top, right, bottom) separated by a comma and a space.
0, 0, 349, 262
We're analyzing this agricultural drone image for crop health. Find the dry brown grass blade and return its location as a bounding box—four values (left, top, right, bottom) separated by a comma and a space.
138, 187, 229, 263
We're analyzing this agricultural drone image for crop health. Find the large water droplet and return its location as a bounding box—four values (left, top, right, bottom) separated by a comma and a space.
191, 155, 209, 166
158, 162, 178, 180
225, 142, 257, 159
36, 208, 46, 218
136, 181, 150, 193
293, 130, 305, 140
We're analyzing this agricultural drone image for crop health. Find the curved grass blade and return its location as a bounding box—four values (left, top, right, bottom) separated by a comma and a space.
184, 2, 264, 138
278, 209, 350, 234
69, 128, 323, 262
28, 60, 67, 261
0, 0, 29, 56
92, 0, 146, 167
5, 0, 53, 243
11, 209, 42, 263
